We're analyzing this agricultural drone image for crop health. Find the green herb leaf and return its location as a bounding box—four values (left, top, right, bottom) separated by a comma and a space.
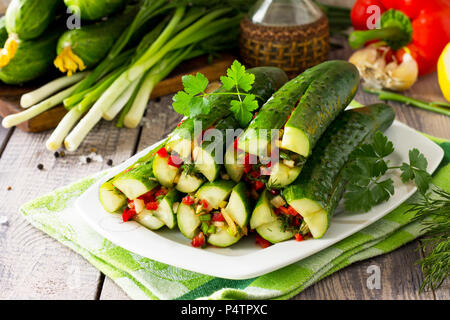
220, 60, 255, 92
230, 94, 259, 127
182, 73, 209, 95
400, 148, 431, 196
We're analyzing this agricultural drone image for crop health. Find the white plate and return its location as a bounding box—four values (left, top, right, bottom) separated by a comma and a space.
75, 121, 444, 279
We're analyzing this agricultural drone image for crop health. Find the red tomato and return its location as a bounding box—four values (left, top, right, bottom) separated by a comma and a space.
191, 232, 205, 248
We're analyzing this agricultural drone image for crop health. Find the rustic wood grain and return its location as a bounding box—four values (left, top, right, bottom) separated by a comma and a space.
0, 119, 140, 299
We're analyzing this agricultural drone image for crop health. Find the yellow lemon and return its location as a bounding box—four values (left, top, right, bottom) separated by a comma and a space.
437, 43, 450, 102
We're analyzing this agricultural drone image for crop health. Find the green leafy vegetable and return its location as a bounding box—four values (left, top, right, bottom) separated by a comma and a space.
344, 131, 431, 212
408, 188, 450, 291
173, 60, 259, 126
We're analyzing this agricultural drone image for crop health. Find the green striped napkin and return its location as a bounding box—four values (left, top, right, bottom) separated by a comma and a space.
20, 138, 450, 300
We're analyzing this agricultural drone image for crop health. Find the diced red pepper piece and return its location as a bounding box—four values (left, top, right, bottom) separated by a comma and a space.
182, 195, 195, 206
177, 119, 185, 127
254, 180, 265, 191
212, 212, 225, 222
278, 206, 290, 215
156, 147, 169, 158
123, 168, 132, 173
146, 201, 159, 211
252, 111, 258, 119
199, 199, 209, 209
127, 199, 135, 209
154, 188, 167, 198
138, 189, 156, 203
122, 208, 136, 222
233, 137, 239, 150
168, 155, 183, 168
255, 234, 271, 249
191, 232, 205, 248
287, 205, 299, 216
295, 233, 304, 242
249, 170, 261, 179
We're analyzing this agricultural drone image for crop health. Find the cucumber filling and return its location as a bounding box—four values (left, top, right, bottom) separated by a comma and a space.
179, 192, 247, 248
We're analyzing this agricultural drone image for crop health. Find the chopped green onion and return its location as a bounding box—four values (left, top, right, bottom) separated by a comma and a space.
199, 214, 212, 222
46, 106, 84, 151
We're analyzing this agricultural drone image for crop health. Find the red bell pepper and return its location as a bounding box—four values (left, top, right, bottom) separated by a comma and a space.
349, 0, 450, 75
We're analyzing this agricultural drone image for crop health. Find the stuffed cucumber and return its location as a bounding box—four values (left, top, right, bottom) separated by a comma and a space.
193, 116, 241, 182
249, 190, 296, 243
283, 104, 395, 239
235, 61, 360, 188
0, 28, 62, 84
165, 67, 288, 159
5, 0, 61, 40
177, 181, 252, 248
64, 0, 128, 21
122, 187, 181, 230
54, 7, 137, 76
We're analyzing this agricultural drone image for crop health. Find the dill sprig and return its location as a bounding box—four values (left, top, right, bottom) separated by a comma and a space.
408, 187, 450, 291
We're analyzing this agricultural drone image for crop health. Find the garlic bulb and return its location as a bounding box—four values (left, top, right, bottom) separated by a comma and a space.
349, 44, 418, 91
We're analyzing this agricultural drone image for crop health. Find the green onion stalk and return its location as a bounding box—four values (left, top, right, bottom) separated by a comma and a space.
364, 87, 450, 117
64, 6, 236, 151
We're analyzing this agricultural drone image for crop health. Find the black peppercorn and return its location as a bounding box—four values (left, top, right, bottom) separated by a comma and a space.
86, 157, 92, 163
107, 159, 113, 166
37, 164, 44, 170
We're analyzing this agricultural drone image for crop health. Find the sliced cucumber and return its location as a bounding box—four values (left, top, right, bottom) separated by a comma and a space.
224, 182, 251, 228
267, 162, 302, 188
113, 162, 159, 199
99, 180, 127, 213
256, 219, 295, 243
193, 145, 220, 182
250, 190, 277, 229
207, 227, 241, 247
175, 172, 204, 193
153, 154, 179, 187
177, 203, 201, 239
287, 198, 328, 238
195, 180, 235, 209
152, 189, 180, 229
134, 209, 165, 230
166, 137, 192, 159
283, 104, 395, 238
224, 144, 244, 182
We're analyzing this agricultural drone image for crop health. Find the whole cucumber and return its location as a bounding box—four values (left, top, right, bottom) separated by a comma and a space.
0, 28, 62, 84
64, 0, 128, 21
5, 0, 61, 40
283, 104, 395, 239
56, 7, 137, 70
238, 61, 360, 158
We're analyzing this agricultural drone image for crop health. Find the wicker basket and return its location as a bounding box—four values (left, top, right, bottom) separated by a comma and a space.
240, 14, 330, 78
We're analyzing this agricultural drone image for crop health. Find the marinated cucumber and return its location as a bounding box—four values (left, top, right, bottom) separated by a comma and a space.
99, 179, 126, 213
195, 180, 235, 209
237, 61, 334, 157
281, 61, 360, 157
152, 153, 179, 187
193, 116, 240, 182
113, 160, 159, 200
256, 219, 295, 243
283, 104, 395, 238
224, 142, 244, 182
177, 202, 200, 239
207, 182, 252, 247
175, 172, 204, 193
249, 189, 296, 243
223, 182, 252, 228
151, 189, 180, 229
166, 67, 288, 158
249, 190, 277, 230
267, 161, 303, 188
134, 209, 165, 230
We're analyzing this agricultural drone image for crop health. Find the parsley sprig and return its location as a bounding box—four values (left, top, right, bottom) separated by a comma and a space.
172, 61, 259, 126
344, 131, 432, 212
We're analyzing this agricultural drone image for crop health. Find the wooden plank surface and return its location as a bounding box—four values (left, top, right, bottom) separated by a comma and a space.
0, 120, 140, 299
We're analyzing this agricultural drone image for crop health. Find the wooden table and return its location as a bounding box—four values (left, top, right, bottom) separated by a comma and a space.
0, 32, 449, 300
